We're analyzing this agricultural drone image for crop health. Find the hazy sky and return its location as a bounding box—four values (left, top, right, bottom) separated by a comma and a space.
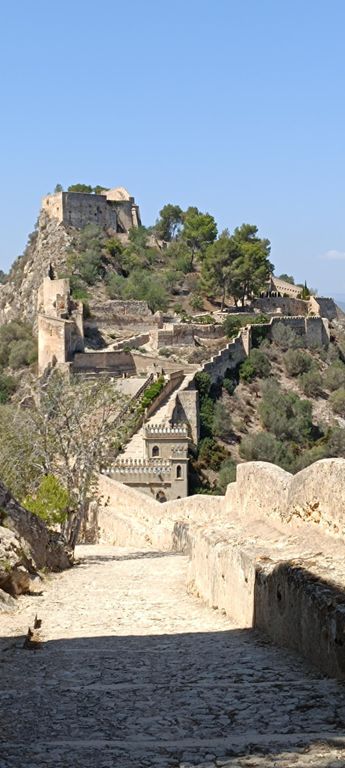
1, 1, 345, 296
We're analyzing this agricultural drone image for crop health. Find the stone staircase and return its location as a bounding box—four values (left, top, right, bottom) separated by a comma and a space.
119, 373, 193, 461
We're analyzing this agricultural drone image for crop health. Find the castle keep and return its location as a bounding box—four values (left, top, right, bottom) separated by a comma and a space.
42, 186, 141, 233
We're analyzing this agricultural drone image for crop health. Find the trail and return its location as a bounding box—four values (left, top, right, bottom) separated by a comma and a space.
1, 545, 344, 767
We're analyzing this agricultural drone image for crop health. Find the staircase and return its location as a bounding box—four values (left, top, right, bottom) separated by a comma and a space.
119, 374, 193, 461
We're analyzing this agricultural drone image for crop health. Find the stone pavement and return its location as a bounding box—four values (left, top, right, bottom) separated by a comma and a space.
1, 545, 345, 768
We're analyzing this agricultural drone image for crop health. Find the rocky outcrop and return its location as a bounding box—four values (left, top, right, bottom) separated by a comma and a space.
0, 212, 72, 325
0, 479, 73, 609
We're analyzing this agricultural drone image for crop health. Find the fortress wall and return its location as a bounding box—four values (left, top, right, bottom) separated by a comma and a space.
38, 314, 69, 373
62, 192, 118, 230
252, 297, 309, 315
309, 295, 341, 321
201, 335, 247, 382
97, 459, 345, 678
41, 192, 64, 222
72, 350, 136, 375
172, 389, 199, 444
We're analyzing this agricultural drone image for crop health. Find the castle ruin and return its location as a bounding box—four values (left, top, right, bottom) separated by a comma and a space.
42, 186, 141, 233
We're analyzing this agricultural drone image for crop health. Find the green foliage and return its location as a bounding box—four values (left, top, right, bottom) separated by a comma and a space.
67, 183, 93, 193
0, 372, 16, 403
239, 349, 271, 382
223, 316, 242, 338
0, 321, 37, 369
298, 370, 323, 397
199, 397, 216, 438
190, 293, 204, 311
140, 377, 165, 411
284, 349, 312, 377
325, 427, 345, 457
195, 372, 212, 399
212, 401, 232, 439
158, 347, 173, 357
182, 206, 217, 262
323, 360, 345, 391
329, 388, 345, 416
193, 314, 214, 325
216, 458, 237, 492
239, 431, 293, 470
271, 323, 302, 350
259, 381, 313, 443
23, 475, 71, 526
69, 276, 90, 300
154, 204, 184, 241
223, 376, 236, 395
230, 224, 273, 306
198, 437, 228, 470
54, 183, 63, 192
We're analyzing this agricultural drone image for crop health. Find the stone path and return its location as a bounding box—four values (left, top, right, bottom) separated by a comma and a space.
1, 545, 345, 767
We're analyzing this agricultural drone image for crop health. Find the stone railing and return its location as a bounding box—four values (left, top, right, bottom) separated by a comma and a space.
145, 423, 189, 437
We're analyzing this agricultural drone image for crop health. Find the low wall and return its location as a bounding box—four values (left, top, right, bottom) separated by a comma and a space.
72, 350, 136, 376
96, 459, 345, 679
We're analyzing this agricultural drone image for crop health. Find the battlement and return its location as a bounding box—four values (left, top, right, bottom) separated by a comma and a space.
145, 423, 189, 437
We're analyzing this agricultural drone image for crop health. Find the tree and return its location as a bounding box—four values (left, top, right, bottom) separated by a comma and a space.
259, 381, 313, 443
278, 274, 295, 284
182, 207, 217, 264
93, 185, 109, 195
212, 401, 232, 440
230, 224, 273, 306
154, 204, 184, 242
0, 373, 129, 548
201, 230, 240, 309
54, 183, 63, 193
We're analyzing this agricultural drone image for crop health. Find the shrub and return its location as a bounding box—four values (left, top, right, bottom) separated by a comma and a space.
158, 347, 173, 357
22, 475, 71, 526
325, 427, 345, 457
284, 349, 312, 377
190, 293, 203, 311
140, 376, 165, 410
239, 349, 271, 382
223, 376, 236, 395
223, 316, 242, 338
323, 361, 345, 391
198, 438, 227, 470
212, 401, 232, 440
195, 372, 212, 399
199, 397, 216, 437
271, 323, 303, 350
193, 314, 215, 324
0, 373, 16, 403
239, 431, 293, 470
8, 339, 37, 369
330, 388, 345, 416
298, 370, 323, 397
0, 321, 36, 367
259, 381, 313, 443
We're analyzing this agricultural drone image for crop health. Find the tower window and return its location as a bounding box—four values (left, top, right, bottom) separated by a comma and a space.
176, 465, 182, 479
152, 445, 160, 457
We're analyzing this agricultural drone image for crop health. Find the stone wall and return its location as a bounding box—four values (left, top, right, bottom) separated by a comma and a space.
88, 300, 162, 332
252, 297, 309, 316
96, 458, 345, 679
152, 322, 225, 349
72, 350, 137, 376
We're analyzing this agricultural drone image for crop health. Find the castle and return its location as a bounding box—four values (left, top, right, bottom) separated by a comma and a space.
42, 186, 141, 233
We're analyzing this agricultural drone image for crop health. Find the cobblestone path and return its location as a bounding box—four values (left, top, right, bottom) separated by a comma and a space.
1, 545, 345, 767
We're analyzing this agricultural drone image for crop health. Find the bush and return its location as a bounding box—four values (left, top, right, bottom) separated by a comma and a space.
140, 376, 165, 410
284, 349, 312, 377
223, 376, 236, 395
158, 347, 173, 357
223, 316, 242, 338
193, 314, 215, 324
22, 475, 71, 526
212, 401, 232, 440
330, 388, 345, 416
323, 361, 345, 391
195, 372, 212, 399
198, 438, 227, 471
239, 431, 293, 470
298, 370, 323, 397
239, 349, 271, 382
199, 397, 216, 438
190, 293, 203, 311
8, 339, 37, 369
271, 323, 303, 350
0, 321, 36, 367
0, 373, 16, 403
325, 427, 345, 457
259, 381, 313, 443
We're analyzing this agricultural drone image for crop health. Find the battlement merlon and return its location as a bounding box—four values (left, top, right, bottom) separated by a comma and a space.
41, 187, 141, 233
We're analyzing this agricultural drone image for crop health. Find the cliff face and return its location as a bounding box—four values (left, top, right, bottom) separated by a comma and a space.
0, 212, 73, 325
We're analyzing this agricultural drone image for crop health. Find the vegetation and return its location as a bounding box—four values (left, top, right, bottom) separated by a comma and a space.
239, 349, 271, 382
23, 475, 72, 526
284, 349, 312, 377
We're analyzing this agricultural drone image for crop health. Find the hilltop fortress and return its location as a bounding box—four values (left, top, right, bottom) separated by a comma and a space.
41, 186, 141, 233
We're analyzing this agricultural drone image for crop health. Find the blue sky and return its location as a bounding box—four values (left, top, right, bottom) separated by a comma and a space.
1, 0, 345, 297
